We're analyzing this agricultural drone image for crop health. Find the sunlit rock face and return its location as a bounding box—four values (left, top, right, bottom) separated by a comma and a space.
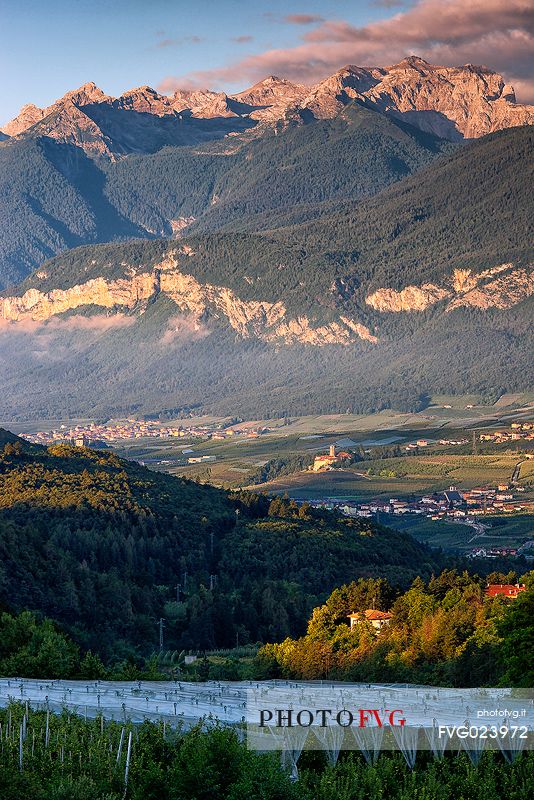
0, 253, 376, 347
365, 265, 534, 313
3, 57, 533, 157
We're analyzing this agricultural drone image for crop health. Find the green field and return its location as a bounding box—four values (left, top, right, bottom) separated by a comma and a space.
385, 513, 534, 553
253, 453, 534, 500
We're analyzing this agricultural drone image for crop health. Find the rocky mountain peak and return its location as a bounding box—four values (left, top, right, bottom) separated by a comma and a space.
63, 82, 109, 106
299, 65, 380, 119
501, 84, 517, 103
277, 57, 530, 140
170, 89, 237, 118
27, 99, 115, 159
197, 92, 237, 118
2, 56, 533, 148
389, 55, 431, 70
230, 76, 309, 119
171, 88, 217, 112
1, 103, 46, 136
116, 85, 173, 115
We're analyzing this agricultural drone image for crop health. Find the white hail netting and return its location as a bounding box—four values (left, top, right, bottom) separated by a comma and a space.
391, 724, 420, 769
0, 678, 251, 725
459, 719, 486, 766
350, 723, 384, 765
1, 679, 531, 772
313, 722, 346, 765
497, 723, 529, 763
425, 722, 448, 759
278, 726, 310, 781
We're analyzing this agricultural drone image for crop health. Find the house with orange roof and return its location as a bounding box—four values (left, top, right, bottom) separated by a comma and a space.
485, 583, 526, 600
348, 609, 393, 631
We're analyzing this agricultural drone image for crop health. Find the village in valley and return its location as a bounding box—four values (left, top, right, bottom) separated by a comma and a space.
17, 400, 534, 562
21, 417, 270, 448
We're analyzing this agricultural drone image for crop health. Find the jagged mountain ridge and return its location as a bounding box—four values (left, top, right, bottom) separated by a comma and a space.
302, 57, 534, 140
1, 56, 532, 289
3, 57, 533, 156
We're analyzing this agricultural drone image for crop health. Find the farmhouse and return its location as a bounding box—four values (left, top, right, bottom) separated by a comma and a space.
485, 583, 526, 599
348, 609, 393, 631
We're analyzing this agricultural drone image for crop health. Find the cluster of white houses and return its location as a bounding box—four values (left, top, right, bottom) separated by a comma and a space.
22, 419, 272, 448
313, 480, 533, 522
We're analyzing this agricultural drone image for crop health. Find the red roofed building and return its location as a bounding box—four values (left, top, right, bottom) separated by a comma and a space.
348, 609, 393, 631
485, 583, 526, 599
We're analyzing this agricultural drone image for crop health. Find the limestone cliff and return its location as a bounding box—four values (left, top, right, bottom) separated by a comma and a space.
365, 264, 534, 312
366, 284, 451, 312
0, 253, 375, 347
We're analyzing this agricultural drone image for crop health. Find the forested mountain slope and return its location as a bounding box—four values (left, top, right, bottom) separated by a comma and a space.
0, 439, 442, 658
106, 104, 452, 239
273, 124, 534, 295
0, 103, 452, 289
0, 139, 148, 288
0, 125, 531, 420
6, 126, 531, 314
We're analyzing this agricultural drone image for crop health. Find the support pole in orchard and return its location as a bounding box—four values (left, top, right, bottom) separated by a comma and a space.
19, 723, 23, 771
123, 730, 133, 798
116, 727, 125, 765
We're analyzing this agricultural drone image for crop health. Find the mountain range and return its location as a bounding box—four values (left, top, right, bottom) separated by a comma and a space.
1, 56, 534, 286
0, 57, 532, 420
4, 56, 534, 152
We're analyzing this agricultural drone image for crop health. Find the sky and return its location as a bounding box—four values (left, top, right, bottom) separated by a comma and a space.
1, 0, 533, 125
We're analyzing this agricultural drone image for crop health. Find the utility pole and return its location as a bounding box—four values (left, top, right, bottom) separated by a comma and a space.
175, 584, 182, 603
157, 618, 166, 651
472, 431, 478, 456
